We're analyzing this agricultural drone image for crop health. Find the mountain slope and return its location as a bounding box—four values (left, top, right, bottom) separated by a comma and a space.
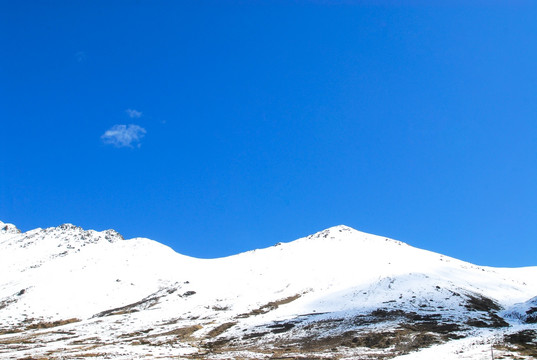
1, 221, 536, 359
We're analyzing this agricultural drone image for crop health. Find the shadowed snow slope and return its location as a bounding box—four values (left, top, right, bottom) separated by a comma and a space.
1, 222, 536, 359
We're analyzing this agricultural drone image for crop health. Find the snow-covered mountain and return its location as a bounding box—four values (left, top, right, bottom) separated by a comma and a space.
1, 220, 536, 359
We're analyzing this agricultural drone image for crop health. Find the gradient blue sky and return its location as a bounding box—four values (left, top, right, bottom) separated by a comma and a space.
1, 1, 536, 266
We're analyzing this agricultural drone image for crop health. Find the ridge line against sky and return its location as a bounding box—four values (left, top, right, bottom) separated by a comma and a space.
1, 2, 536, 267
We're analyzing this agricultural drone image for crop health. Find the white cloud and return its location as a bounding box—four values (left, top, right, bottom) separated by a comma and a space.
126, 109, 142, 118
101, 124, 146, 148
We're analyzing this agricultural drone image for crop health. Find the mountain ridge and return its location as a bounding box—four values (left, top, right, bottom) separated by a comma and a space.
1, 220, 536, 359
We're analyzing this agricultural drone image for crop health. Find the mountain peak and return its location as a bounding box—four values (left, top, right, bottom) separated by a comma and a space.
42, 223, 124, 244
0, 220, 21, 234
57, 223, 82, 231
306, 224, 355, 240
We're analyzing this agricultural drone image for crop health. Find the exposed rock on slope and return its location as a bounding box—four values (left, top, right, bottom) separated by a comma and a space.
0, 220, 20, 234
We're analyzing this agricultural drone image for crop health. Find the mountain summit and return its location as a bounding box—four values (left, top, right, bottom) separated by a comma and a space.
0, 220, 20, 234
1, 221, 536, 359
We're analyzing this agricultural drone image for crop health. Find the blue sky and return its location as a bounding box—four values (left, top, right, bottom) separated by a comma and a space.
1, 1, 536, 266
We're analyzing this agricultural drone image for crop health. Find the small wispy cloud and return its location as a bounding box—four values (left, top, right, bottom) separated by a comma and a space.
101, 124, 146, 148
126, 109, 142, 118
75, 51, 86, 63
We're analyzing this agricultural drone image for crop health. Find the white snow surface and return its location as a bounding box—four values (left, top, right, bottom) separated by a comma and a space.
2, 223, 535, 320
1, 222, 536, 359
